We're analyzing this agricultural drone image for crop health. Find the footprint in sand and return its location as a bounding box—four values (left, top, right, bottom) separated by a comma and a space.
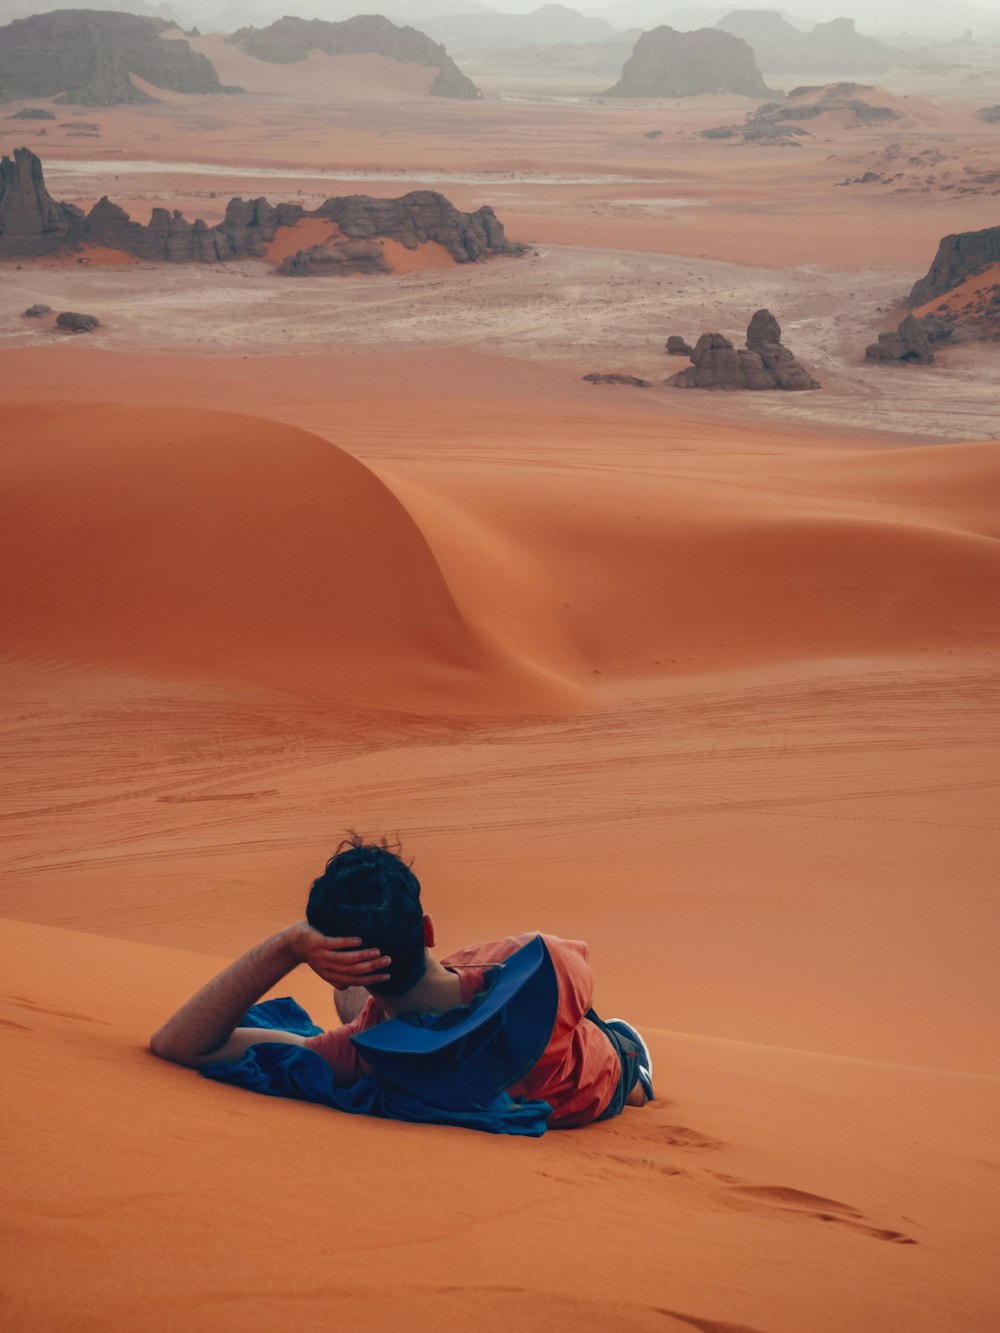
724, 1183, 918, 1244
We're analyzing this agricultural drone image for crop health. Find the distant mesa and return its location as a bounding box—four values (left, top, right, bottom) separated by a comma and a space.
0, 148, 525, 272
226, 15, 480, 100
606, 26, 773, 99
702, 83, 903, 148
0, 10, 237, 107
715, 12, 896, 75
414, 5, 620, 53
666, 310, 819, 390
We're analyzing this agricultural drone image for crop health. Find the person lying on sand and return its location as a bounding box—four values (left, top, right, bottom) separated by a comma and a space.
150, 835, 653, 1128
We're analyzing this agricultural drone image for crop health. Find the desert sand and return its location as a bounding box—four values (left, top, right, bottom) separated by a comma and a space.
1, 44, 999, 1333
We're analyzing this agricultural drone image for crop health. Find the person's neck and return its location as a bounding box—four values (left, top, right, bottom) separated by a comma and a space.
376, 953, 463, 1018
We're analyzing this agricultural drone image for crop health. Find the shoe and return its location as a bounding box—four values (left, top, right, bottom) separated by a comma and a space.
604, 1017, 654, 1100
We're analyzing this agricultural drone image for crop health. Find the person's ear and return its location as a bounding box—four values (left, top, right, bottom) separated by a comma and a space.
423, 913, 435, 948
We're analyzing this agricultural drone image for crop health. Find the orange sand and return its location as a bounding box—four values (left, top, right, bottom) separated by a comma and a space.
262, 216, 341, 265
381, 238, 456, 272
914, 262, 1000, 316
2, 55, 1000, 1330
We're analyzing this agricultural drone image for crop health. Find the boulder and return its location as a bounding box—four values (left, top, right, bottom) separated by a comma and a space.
227, 15, 479, 100
0, 147, 85, 257
746, 308, 781, 349
22, 302, 52, 317
757, 340, 819, 389
606, 26, 772, 99
582, 373, 651, 387
865, 313, 952, 365
665, 335, 693, 356
55, 311, 101, 333
0, 11, 232, 106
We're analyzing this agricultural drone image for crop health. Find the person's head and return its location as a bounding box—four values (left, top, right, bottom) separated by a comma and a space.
306, 834, 428, 997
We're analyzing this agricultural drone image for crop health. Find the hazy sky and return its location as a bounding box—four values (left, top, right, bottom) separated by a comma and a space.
6, 0, 1000, 40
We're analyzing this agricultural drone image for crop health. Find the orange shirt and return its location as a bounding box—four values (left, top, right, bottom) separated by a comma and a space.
304, 932, 621, 1128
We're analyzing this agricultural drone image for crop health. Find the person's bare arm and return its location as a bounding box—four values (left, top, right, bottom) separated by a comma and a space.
149, 923, 390, 1069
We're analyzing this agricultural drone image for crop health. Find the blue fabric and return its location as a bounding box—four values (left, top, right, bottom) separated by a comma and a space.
200, 998, 552, 1137
353, 935, 559, 1107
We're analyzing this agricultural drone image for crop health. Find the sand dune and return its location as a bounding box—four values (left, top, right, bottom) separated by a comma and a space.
3, 916, 998, 1333
185, 35, 438, 101
3, 400, 997, 714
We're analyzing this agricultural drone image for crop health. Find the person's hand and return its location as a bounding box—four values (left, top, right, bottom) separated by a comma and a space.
291, 923, 391, 990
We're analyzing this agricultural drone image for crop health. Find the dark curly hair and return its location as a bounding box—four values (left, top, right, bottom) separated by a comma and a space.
306, 834, 426, 997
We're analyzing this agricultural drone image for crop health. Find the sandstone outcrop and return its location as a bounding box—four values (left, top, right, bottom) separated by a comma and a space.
907, 225, 1000, 309
582, 372, 651, 387
0, 150, 524, 273
716, 12, 895, 75
0, 147, 85, 257
317, 191, 523, 265
666, 311, 819, 390
702, 82, 902, 148
665, 335, 693, 356
227, 15, 479, 100
606, 26, 772, 99
9, 107, 56, 120
0, 11, 235, 106
864, 314, 949, 365
22, 302, 52, 317
281, 239, 389, 277
56, 311, 100, 333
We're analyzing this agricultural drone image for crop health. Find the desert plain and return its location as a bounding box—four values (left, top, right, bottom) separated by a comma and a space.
2, 32, 1000, 1333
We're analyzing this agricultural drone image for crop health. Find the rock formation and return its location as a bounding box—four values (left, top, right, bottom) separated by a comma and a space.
666, 311, 819, 390
665, 335, 693, 356
0, 147, 85, 257
22, 302, 52, 317
906, 225, 1000, 309
0, 150, 525, 272
702, 83, 902, 147
0, 10, 235, 106
864, 225, 1000, 360
8, 107, 56, 120
56, 311, 101, 333
227, 15, 479, 100
605, 26, 772, 99
319, 192, 520, 264
715, 12, 895, 75
865, 314, 949, 365
582, 372, 651, 387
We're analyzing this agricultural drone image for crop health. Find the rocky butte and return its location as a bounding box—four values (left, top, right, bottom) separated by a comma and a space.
0, 148, 525, 270
605, 26, 772, 99
715, 12, 895, 75
226, 14, 480, 100
0, 9, 235, 106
